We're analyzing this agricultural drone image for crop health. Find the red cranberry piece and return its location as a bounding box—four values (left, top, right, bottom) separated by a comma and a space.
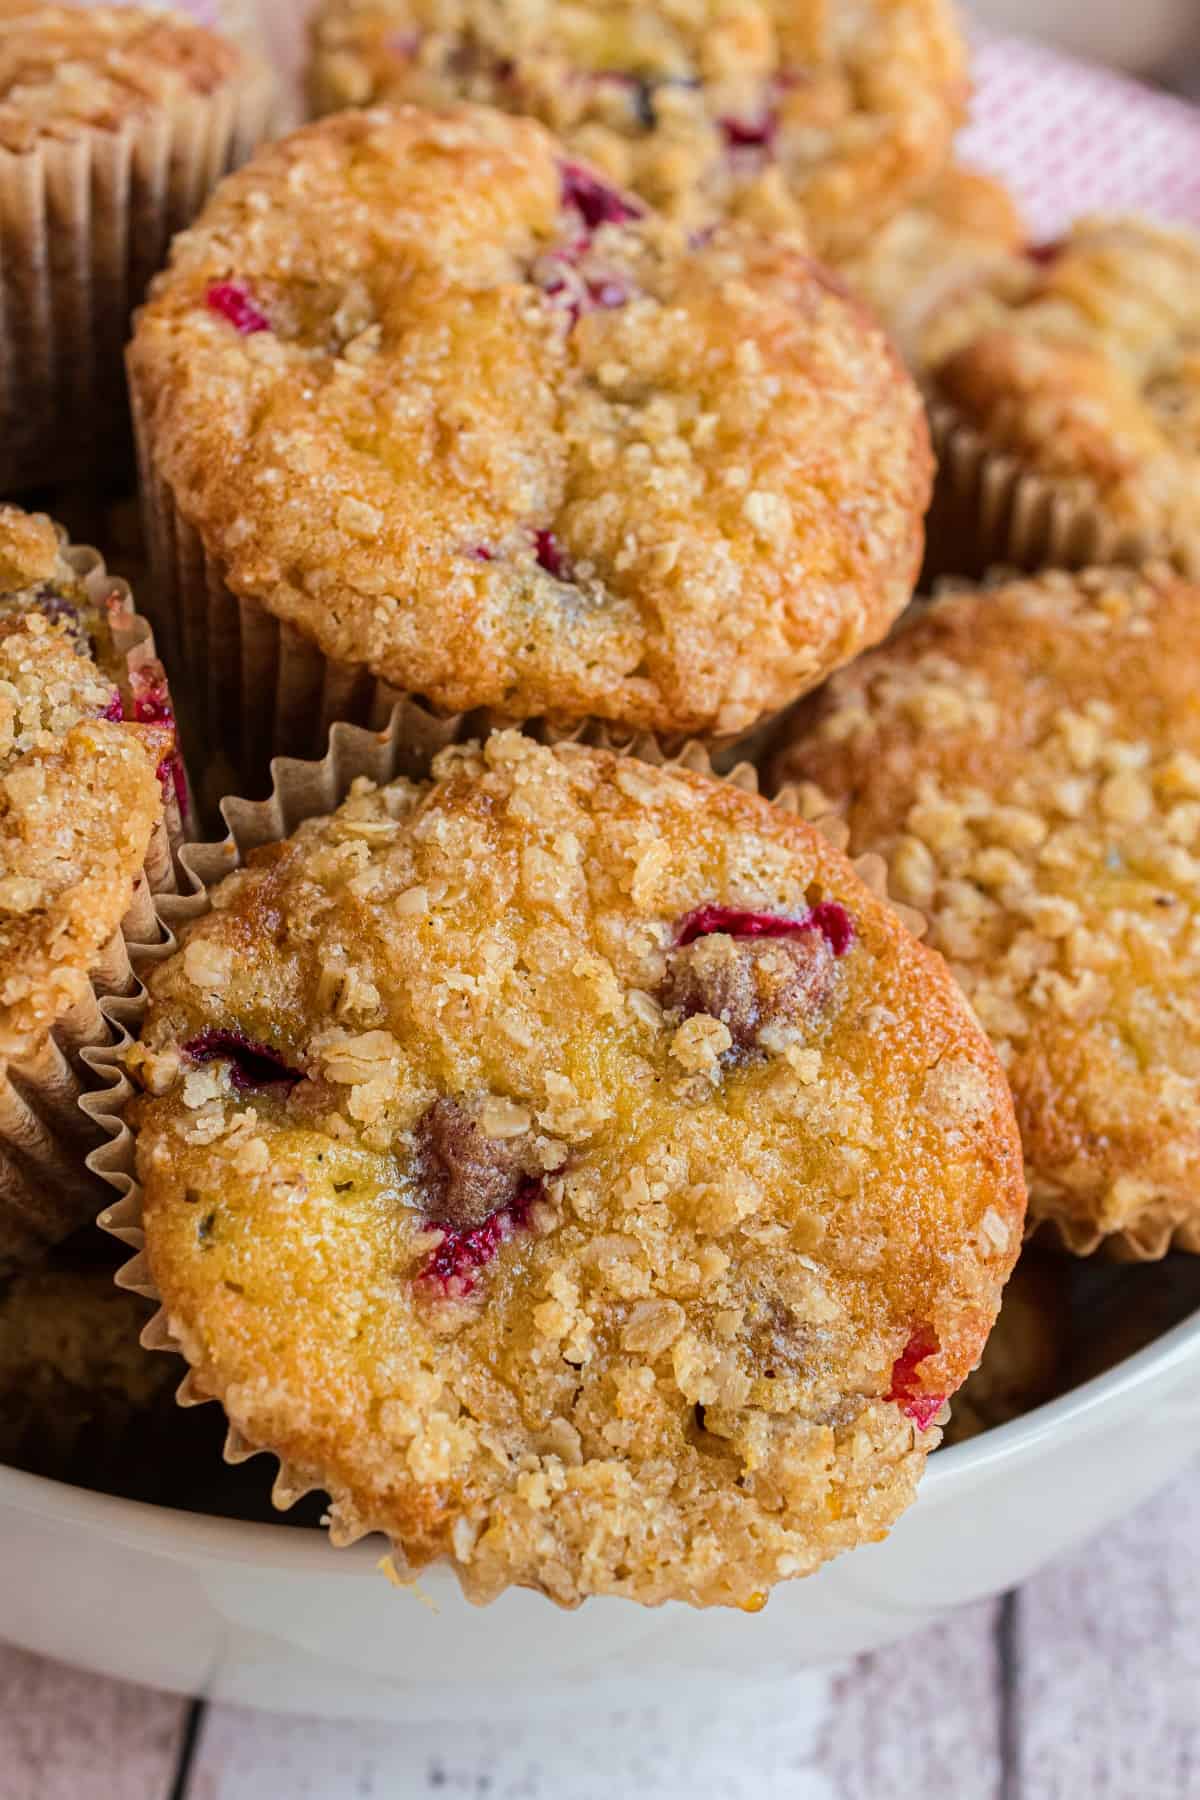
207, 281, 271, 336
100, 690, 125, 722
1026, 240, 1063, 267
417, 1176, 541, 1298
469, 545, 494, 561
886, 1328, 944, 1430
183, 1029, 302, 1092
535, 529, 571, 580
128, 666, 175, 730
560, 162, 644, 231
720, 110, 777, 150
675, 902, 855, 957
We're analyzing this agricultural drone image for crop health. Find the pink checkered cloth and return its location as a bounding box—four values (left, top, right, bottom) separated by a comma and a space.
961, 34, 1200, 234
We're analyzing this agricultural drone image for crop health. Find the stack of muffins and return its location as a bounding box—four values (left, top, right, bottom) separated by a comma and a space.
0, 0, 1197, 1613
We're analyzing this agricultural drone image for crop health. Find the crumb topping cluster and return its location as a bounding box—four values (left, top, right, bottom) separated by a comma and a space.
0, 507, 167, 1065
130, 105, 930, 741
774, 565, 1200, 1253
129, 733, 1022, 1607
918, 216, 1200, 555
0, 4, 245, 152
308, 0, 966, 258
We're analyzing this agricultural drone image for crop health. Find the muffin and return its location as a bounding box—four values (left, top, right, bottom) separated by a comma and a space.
0, 1248, 176, 1485
118, 729, 1024, 1609
917, 217, 1200, 578
306, 0, 967, 260
940, 1254, 1064, 1446
835, 163, 1023, 364
0, 2, 275, 491
771, 565, 1200, 1258
128, 103, 932, 794
0, 503, 180, 1271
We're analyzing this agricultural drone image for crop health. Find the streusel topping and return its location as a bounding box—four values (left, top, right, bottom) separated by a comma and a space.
0, 507, 168, 1064
0, 4, 245, 152
129, 733, 1022, 1608
130, 105, 930, 741
918, 216, 1200, 558
308, 0, 966, 258
773, 565, 1200, 1254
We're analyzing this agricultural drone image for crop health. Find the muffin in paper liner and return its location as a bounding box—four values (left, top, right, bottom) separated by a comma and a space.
127, 104, 933, 805
918, 217, 1200, 584
74, 712, 1010, 1604
0, 524, 188, 1273
768, 565, 1200, 1264
924, 401, 1192, 586
0, 5, 276, 493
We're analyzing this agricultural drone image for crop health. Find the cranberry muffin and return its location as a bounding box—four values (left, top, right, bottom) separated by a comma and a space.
129, 104, 931, 788
124, 731, 1023, 1609
772, 565, 1200, 1257
307, 0, 966, 259
0, 3, 274, 490
835, 163, 1023, 363
918, 217, 1200, 574
0, 504, 178, 1269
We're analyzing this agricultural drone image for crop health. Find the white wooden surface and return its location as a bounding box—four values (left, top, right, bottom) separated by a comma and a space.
2, 1462, 1197, 1798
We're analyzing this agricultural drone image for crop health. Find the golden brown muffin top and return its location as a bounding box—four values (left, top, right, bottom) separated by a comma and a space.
129, 732, 1023, 1607
0, 507, 168, 1066
129, 104, 930, 741
918, 216, 1200, 559
0, 4, 246, 152
836, 163, 1024, 361
308, 0, 967, 260
772, 565, 1200, 1256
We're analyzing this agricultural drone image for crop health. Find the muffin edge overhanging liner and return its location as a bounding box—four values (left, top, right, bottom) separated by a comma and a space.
78, 710, 933, 1558
0, 536, 192, 1271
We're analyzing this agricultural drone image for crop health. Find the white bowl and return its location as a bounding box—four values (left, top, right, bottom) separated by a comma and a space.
2, 1302, 1199, 1721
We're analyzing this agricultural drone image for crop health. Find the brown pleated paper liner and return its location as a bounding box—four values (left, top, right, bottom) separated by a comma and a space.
0, 54, 275, 493
0, 541, 188, 1273
925, 402, 1199, 586
772, 779, 1200, 1263
81, 711, 926, 1546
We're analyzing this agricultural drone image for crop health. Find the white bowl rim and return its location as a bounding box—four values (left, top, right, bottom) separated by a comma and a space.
3, 1299, 1198, 1579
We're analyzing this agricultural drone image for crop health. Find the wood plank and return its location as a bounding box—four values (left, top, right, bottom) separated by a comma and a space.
817, 1599, 1005, 1800
1014, 1462, 1200, 1800
0, 1644, 187, 1800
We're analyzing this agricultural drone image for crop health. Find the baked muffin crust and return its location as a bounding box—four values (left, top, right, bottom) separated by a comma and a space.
128, 732, 1023, 1608
772, 565, 1200, 1255
129, 104, 931, 742
918, 217, 1200, 563
0, 4, 245, 152
0, 507, 169, 1064
836, 163, 1023, 361
307, 0, 967, 259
